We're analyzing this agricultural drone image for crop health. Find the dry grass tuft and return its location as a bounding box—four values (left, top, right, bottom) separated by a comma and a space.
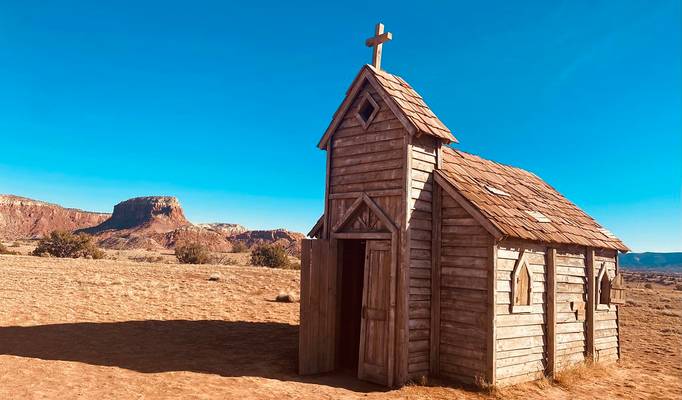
473, 375, 497, 396
554, 359, 611, 389
130, 255, 164, 263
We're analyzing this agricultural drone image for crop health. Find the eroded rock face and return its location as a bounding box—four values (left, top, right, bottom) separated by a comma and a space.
195, 223, 247, 236
2, 194, 305, 256
82, 196, 190, 234
0, 195, 109, 239
232, 229, 304, 256
158, 226, 235, 252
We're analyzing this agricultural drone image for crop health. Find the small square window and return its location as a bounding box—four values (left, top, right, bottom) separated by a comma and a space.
355, 92, 379, 129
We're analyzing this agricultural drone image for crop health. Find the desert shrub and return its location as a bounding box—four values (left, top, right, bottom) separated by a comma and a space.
131, 255, 164, 263
644, 283, 653, 289
10, 241, 20, 248
0, 243, 19, 255
675, 284, 682, 291
250, 244, 288, 268
175, 242, 211, 264
284, 260, 301, 270
230, 242, 248, 253
32, 231, 104, 259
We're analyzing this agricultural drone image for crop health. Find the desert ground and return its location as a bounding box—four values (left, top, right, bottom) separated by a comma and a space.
0, 251, 680, 399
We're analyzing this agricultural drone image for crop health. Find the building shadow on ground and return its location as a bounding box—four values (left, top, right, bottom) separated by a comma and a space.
0, 319, 386, 392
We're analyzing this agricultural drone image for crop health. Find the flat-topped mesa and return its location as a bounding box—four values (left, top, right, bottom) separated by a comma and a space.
82, 196, 191, 234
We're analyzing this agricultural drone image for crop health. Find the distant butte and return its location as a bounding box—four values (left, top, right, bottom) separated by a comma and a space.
0, 194, 303, 256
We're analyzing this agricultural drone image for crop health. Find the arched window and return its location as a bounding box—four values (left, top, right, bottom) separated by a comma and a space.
597, 263, 612, 307
511, 250, 533, 313
599, 270, 610, 305
516, 263, 531, 306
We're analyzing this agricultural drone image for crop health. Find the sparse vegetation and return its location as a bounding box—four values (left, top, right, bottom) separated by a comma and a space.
644, 283, 653, 289
130, 255, 164, 263
175, 242, 211, 264
284, 260, 301, 270
0, 242, 19, 255
211, 254, 241, 266
230, 242, 248, 253
32, 231, 104, 259
250, 244, 289, 268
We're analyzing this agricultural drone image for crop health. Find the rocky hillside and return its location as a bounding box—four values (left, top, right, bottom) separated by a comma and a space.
0, 195, 109, 239
1, 194, 304, 256
232, 229, 305, 256
78, 196, 222, 251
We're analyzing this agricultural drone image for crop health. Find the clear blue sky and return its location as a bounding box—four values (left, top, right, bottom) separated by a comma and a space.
0, 1, 680, 252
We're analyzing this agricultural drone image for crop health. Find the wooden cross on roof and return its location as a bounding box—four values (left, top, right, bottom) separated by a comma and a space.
365, 23, 392, 71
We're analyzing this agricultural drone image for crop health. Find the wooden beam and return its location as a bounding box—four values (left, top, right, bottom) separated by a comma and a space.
328, 189, 403, 199
332, 232, 391, 240
395, 135, 411, 386
546, 247, 557, 379
308, 215, 324, 238
487, 243, 498, 384
586, 248, 596, 360
434, 172, 505, 240
429, 183, 442, 375
615, 251, 621, 361
323, 142, 332, 238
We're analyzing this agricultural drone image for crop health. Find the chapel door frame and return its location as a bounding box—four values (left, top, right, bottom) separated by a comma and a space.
329, 194, 399, 387
330, 233, 398, 386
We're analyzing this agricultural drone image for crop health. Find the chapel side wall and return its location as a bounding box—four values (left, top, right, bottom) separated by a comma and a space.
406, 135, 439, 378
494, 240, 548, 386
437, 193, 492, 384
594, 249, 620, 362
327, 80, 407, 230
555, 246, 588, 370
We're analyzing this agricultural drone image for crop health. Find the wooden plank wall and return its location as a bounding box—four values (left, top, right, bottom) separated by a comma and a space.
437, 193, 492, 384
406, 135, 438, 378
495, 240, 547, 386
299, 239, 336, 374
594, 249, 620, 362
555, 246, 587, 370
328, 81, 406, 229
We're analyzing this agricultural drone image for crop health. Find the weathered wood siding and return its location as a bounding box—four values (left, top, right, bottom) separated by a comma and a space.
594, 249, 620, 363
554, 246, 587, 370
406, 135, 438, 378
437, 193, 492, 384
328, 81, 406, 230
495, 240, 547, 385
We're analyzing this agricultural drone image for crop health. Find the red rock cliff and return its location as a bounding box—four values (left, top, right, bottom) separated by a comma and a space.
0, 195, 110, 239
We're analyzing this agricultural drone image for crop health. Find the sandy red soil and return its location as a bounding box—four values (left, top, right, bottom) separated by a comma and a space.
0, 254, 679, 399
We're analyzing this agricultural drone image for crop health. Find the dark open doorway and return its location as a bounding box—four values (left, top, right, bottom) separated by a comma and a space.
336, 239, 366, 373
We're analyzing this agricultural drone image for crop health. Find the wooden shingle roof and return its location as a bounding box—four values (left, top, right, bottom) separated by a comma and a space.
318, 65, 457, 149
437, 147, 628, 251
370, 66, 456, 143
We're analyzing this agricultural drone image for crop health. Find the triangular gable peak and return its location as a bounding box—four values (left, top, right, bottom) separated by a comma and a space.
318, 65, 457, 150
331, 194, 398, 234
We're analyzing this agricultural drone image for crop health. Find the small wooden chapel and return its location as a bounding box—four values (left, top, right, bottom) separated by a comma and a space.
299, 24, 628, 387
